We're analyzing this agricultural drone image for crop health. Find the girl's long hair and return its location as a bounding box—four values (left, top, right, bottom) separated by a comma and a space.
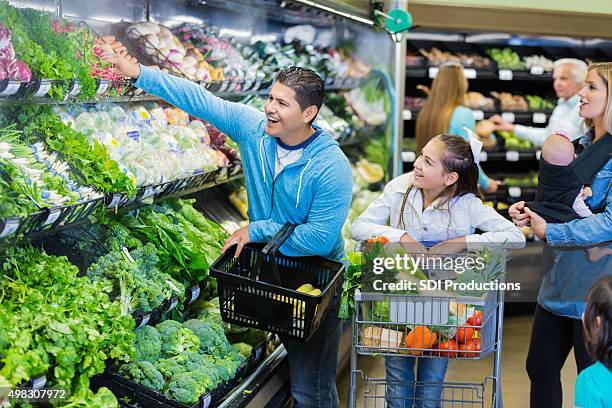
415, 64, 467, 153
398, 134, 479, 230
584, 62, 612, 134
583, 275, 612, 368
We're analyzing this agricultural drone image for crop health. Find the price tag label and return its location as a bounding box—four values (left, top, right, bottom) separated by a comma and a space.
536, 150, 542, 160
243, 79, 253, 92
508, 187, 522, 197
532, 113, 547, 124
189, 285, 201, 303
31, 375, 47, 389
136, 313, 151, 329
530, 66, 544, 75
402, 109, 412, 121
141, 187, 155, 200
402, 151, 416, 162
471, 110, 484, 120
255, 346, 262, 361
498, 69, 513, 80
0, 218, 20, 238
33, 80, 52, 97
428, 67, 439, 78
479, 151, 488, 162
501, 112, 515, 123
201, 394, 212, 408
219, 81, 231, 93
506, 150, 520, 161
464, 68, 477, 79
0, 81, 21, 96
253, 78, 263, 91
68, 82, 81, 97
166, 297, 179, 312
43, 208, 61, 226
107, 193, 122, 208
96, 80, 109, 95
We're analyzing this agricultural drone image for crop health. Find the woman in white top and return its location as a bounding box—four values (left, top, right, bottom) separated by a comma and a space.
351, 133, 525, 408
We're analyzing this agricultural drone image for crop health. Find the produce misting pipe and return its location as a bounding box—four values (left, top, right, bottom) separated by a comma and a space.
391, 33, 406, 178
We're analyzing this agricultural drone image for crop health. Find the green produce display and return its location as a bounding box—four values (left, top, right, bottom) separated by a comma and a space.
525, 95, 556, 111
0, 246, 134, 407
503, 173, 539, 187
487, 48, 525, 70
497, 130, 533, 150
120, 319, 245, 405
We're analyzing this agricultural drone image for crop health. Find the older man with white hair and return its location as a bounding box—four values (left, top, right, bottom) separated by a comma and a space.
489, 58, 588, 146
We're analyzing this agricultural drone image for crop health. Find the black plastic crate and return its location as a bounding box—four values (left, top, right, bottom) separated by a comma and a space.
210, 224, 344, 341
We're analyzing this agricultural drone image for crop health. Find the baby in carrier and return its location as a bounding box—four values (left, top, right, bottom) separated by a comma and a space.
527, 132, 611, 261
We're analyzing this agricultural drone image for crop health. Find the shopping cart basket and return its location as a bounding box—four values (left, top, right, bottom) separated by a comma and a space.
210, 223, 345, 341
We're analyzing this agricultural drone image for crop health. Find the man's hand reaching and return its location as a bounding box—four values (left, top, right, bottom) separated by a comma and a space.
100, 53, 141, 79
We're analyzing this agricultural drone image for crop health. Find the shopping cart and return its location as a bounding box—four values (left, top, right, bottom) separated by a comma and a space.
210, 223, 345, 341
349, 249, 506, 408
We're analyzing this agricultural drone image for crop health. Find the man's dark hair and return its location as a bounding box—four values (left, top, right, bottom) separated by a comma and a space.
274, 66, 325, 116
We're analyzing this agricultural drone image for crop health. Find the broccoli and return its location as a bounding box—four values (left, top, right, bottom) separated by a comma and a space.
134, 325, 162, 363
189, 367, 219, 394
164, 328, 200, 356
232, 342, 253, 358
119, 361, 164, 391
182, 319, 231, 356
184, 353, 222, 386
211, 355, 240, 382
156, 319, 183, 340
167, 372, 200, 404
155, 355, 188, 380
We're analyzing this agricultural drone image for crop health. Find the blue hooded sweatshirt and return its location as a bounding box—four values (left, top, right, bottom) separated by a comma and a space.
134, 65, 353, 261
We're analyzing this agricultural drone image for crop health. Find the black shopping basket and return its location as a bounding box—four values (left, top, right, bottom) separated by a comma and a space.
210, 224, 345, 341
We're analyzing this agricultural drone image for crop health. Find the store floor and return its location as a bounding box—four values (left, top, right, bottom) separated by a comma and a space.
337, 315, 578, 407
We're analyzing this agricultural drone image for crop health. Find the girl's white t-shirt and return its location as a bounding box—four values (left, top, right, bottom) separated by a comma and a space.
350, 172, 525, 250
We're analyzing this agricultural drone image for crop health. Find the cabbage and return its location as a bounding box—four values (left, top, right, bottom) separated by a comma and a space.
15, 60, 31, 81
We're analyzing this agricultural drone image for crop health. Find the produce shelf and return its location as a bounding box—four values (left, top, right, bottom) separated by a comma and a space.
406, 67, 553, 81
402, 108, 552, 124
402, 149, 541, 163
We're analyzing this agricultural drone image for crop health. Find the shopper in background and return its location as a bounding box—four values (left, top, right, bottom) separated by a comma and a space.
102, 55, 353, 408
415, 63, 501, 193
351, 133, 525, 408
574, 275, 612, 408
509, 62, 612, 408
489, 58, 588, 146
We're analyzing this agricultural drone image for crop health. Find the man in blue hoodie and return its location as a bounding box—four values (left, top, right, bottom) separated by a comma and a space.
103, 55, 353, 407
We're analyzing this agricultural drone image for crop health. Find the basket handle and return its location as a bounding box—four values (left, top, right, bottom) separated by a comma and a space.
250, 223, 296, 282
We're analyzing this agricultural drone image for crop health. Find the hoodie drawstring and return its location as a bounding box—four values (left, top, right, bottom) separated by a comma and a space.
295, 158, 311, 208
259, 137, 267, 183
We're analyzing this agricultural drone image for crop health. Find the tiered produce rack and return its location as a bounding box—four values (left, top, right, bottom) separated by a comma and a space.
0, 1, 393, 407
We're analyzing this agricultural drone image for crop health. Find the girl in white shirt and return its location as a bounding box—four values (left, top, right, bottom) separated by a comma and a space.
350, 133, 525, 408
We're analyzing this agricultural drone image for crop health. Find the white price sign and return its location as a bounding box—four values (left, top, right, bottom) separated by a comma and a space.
506, 151, 520, 161
498, 69, 513, 80
464, 68, 477, 79
107, 193, 122, 208
471, 110, 484, 120
166, 298, 179, 312
0, 81, 21, 96
530, 66, 545, 75
479, 151, 488, 162
96, 80, 109, 95
402, 109, 412, 121
402, 151, 416, 162
141, 187, 155, 200
189, 285, 201, 303
501, 112, 515, 123
536, 150, 542, 160
0, 218, 20, 238
532, 113, 547, 123
508, 187, 522, 198
31, 375, 47, 389
33, 80, 52, 97
136, 313, 151, 329
428, 67, 439, 78
68, 82, 81, 97
43, 208, 62, 226
201, 394, 212, 408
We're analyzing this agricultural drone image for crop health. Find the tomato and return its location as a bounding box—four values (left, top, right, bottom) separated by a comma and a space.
458, 339, 481, 358
432, 340, 458, 358
467, 311, 483, 328
456, 327, 475, 344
